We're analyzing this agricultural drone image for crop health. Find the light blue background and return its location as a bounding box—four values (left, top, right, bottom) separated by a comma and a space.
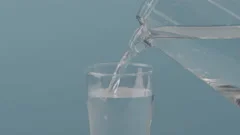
0, 0, 240, 135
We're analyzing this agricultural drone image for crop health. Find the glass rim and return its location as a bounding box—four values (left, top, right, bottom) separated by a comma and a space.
87, 62, 153, 77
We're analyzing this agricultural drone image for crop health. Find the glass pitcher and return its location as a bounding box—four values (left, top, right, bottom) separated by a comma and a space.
130, 0, 240, 105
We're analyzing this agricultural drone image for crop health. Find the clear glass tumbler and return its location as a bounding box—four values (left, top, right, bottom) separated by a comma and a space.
87, 62, 153, 135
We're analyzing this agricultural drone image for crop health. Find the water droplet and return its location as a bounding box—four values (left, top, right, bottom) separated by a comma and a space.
104, 115, 108, 120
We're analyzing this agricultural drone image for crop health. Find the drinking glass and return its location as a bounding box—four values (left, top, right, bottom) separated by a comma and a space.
87, 62, 153, 135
